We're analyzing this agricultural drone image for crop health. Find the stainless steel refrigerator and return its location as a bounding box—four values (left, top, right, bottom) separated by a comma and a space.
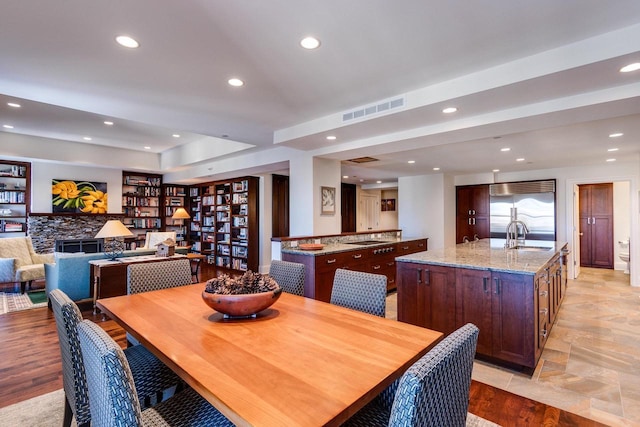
489, 180, 556, 241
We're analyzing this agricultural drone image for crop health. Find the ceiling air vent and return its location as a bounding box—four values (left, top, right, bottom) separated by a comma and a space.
348, 156, 379, 164
342, 96, 405, 122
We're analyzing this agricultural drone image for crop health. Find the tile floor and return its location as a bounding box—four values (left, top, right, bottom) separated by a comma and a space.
386, 267, 640, 427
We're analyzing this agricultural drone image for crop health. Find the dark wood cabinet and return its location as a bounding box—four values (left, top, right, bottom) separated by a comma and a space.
272, 174, 289, 238
341, 183, 357, 233
283, 238, 427, 302
456, 185, 490, 243
579, 183, 613, 268
398, 248, 566, 369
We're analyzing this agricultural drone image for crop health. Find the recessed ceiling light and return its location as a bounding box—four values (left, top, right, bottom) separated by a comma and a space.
492, 169, 500, 172
442, 107, 458, 114
103, 121, 114, 126
83, 136, 92, 141
620, 63, 640, 73
407, 160, 416, 164
342, 175, 349, 179
172, 134, 180, 138
3, 124, 14, 129
326, 135, 336, 140
7, 102, 21, 108
516, 158, 525, 162
500, 147, 511, 152
115, 35, 139, 49
144, 146, 151, 150
300, 36, 321, 49
608, 148, 619, 152
228, 78, 244, 87
376, 180, 382, 184
433, 167, 440, 171
609, 132, 624, 138
606, 158, 616, 162
359, 179, 364, 182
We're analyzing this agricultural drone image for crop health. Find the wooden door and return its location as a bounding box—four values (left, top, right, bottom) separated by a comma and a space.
455, 268, 492, 355
579, 183, 613, 268
358, 193, 380, 231
341, 183, 356, 233
271, 174, 289, 237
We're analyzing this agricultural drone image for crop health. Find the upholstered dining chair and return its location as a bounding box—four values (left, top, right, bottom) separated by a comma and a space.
268, 260, 305, 296
49, 289, 181, 427
330, 268, 387, 317
126, 258, 193, 346
77, 319, 233, 427
343, 323, 480, 427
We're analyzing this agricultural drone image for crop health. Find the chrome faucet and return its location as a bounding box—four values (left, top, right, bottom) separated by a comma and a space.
505, 220, 529, 248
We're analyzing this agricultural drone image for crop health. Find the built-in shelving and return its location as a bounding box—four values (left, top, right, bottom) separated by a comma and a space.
122, 171, 162, 248
162, 184, 188, 246
0, 160, 30, 238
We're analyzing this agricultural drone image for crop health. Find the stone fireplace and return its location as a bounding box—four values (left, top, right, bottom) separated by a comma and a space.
28, 214, 125, 253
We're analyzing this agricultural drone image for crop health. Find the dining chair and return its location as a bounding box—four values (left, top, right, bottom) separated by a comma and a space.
268, 259, 305, 296
343, 323, 480, 427
77, 319, 234, 427
330, 268, 387, 317
49, 289, 182, 427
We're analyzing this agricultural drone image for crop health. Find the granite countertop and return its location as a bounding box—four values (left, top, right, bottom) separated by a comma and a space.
395, 238, 568, 275
281, 237, 425, 256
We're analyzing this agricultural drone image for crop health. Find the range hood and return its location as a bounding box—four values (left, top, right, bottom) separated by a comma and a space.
489, 180, 556, 241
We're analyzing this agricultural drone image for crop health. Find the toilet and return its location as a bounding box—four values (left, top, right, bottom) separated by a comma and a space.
619, 239, 630, 274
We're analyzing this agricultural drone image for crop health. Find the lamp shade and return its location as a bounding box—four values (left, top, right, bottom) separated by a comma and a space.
171, 207, 191, 219
95, 220, 134, 238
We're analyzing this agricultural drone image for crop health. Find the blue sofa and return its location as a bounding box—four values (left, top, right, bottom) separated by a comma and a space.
44, 248, 188, 302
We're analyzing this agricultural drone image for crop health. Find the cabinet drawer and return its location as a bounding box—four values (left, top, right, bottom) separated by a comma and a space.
396, 239, 427, 255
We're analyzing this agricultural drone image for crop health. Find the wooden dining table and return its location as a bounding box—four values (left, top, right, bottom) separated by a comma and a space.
97, 283, 443, 426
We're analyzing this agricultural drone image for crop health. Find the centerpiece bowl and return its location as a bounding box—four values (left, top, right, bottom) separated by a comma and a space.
202, 271, 282, 318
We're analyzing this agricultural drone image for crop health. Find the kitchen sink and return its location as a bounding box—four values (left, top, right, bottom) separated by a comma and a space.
345, 240, 388, 245
512, 245, 553, 252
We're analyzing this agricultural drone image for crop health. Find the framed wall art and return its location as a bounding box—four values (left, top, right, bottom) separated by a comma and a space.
321, 186, 336, 215
381, 198, 396, 211
52, 179, 108, 214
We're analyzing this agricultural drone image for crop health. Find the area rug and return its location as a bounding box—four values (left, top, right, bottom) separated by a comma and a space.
0, 388, 499, 426
0, 291, 48, 315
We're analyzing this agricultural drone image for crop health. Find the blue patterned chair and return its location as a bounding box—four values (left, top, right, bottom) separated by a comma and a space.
330, 268, 387, 317
269, 260, 305, 296
77, 319, 233, 427
126, 258, 192, 346
49, 289, 182, 427
343, 323, 480, 427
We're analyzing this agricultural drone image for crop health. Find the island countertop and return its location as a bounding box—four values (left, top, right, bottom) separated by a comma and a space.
281, 236, 426, 257
395, 238, 568, 275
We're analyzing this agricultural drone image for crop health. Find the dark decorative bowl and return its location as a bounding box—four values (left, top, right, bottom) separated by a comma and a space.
202, 286, 282, 318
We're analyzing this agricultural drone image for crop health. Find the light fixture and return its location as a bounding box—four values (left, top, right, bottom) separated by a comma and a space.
608, 148, 619, 152
144, 146, 151, 150
442, 107, 458, 114
606, 158, 617, 162
104, 121, 114, 126
83, 136, 92, 141
326, 135, 336, 140
7, 102, 21, 108
172, 134, 180, 138
342, 175, 349, 179
171, 207, 191, 241
300, 36, 321, 49
376, 180, 382, 184
228, 78, 244, 87
407, 160, 416, 164
433, 167, 440, 171
95, 220, 134, 260
500, 147, 511, 152
620, 63, 640, 73
3, 124, 14, 129
516, 158, 525, 162
492, 169, 500, 172
116, 35, 139, 48
609, 132, 624, 138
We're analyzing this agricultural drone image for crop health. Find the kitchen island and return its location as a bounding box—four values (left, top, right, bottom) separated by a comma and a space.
396, 238, 568, 371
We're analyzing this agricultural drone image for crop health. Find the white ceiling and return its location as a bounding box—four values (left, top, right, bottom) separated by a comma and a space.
1, 0, 639, 184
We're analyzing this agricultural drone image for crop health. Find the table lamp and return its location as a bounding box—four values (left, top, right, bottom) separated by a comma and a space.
95, 220, 134, 260
171, 207, 191, 243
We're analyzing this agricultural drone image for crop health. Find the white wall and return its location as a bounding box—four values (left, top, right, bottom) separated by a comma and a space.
380, 189, 399, 230
313, 157, 341, 235
258, 174, 272, 273
398, 174, 446, 249
614, 181, 631, 272
31, 161, 123, 213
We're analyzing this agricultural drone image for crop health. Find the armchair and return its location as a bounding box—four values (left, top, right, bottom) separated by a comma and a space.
0, 236, 55, 293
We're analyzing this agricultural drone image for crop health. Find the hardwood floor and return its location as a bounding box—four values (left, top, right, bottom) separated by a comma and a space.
0, 271, 605, 426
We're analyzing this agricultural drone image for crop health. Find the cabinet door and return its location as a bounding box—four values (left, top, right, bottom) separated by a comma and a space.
591, 216, 613, 268
455, 268, 492, 355
397, 263, 425, 326
423, 265, 457, 335
491, 271, 535, 367
471, 185, 490, 216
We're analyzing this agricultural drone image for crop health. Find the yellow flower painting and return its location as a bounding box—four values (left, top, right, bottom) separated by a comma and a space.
52, 179, 108, 213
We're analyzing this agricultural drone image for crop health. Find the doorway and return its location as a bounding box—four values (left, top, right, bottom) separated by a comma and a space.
578, 183, 613, 269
